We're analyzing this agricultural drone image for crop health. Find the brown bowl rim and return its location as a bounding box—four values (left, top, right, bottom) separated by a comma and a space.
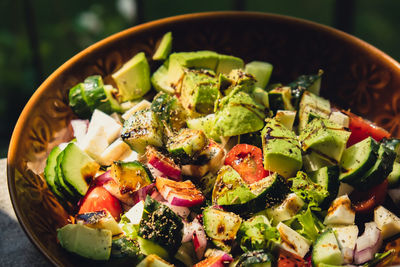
7, 11, 400, 266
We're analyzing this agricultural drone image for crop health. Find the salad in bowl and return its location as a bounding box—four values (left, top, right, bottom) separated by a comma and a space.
42, 31, 400, 266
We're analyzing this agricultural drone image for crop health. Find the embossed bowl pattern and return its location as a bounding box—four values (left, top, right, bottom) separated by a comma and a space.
7, 12, 400, 266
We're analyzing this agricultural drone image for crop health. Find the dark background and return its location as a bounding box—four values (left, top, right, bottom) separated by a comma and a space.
1, 0, 399, 158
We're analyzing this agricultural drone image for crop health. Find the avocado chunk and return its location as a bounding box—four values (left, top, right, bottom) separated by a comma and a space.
151, 51, 243, 95
180, 69, 219, 115
216, 54, 244, 74
111, 161, 153, 194
288, 70, 324, 109
186, 113, 220, 142
151, 63, 175, 94
112, 52, 151, 101
213, 91, 265, 137
203, 207, 242, 252
57, 224, 112, 261
213, 166, 289, 216
152, 32, 172, 61
298, 91, 331, 132
121, 109, 163, 154
167, 51, 220, 87
261, 118, 302, 178
151, 92, 187, 131
212, 165, 256, 206
268, 86, 294, 112
300, 118, 351, 164
245, 61, 273, 89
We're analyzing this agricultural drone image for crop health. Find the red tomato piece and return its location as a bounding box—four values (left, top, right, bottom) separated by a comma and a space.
350, 179, 388, 214
345, 111, 390, 147
78, 186, 122, 221
225, 144, 268, 184
278, 251, 307, 267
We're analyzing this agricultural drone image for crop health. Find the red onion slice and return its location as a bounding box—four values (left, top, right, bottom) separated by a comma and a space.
94, 170, 113, 186
146, 146, 181, 180
151, 191, 190, 219
354, 222, 382, 264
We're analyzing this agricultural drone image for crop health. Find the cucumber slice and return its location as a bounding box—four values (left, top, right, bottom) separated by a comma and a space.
339, 137, 379, 185
82, 75, 111, 113
152, 32, 172, 61
54, 150, 78, 201
244, 61, 273, 89
44, 146, 66, 201
358, 144, 396, 190
308, 166, 339, 205
312, 229, 343, 266
68, 83, 91, 119
60, 142, 100, 197
388, 161, 400, 188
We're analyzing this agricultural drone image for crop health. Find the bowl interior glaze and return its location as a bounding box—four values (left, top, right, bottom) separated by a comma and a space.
7, 11, 400, 266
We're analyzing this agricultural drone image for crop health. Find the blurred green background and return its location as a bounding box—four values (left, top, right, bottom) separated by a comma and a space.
1, 0, 399, 158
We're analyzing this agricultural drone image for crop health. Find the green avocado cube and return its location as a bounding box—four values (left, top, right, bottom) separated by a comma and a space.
180, 70, 219, 115
57, 224, 112, 261
212, 165, 256, 206
262, 118, 302, 178
152, 32, 173, 61
167, 51, 220, 86
300, 118, 351, 163
213, 91, 265, 137
112, 52, 151, 101
216, 54, 244, 74
121, 109, 163, 154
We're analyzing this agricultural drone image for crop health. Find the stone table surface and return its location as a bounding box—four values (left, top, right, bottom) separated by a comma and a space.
0, 158, 52, 266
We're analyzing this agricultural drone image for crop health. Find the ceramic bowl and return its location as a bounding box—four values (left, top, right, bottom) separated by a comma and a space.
7, 11, 400, 266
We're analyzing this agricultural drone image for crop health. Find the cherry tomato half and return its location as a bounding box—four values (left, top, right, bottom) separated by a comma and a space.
344, 111, 390, 147
225, 144, 269, 184
78, 186, 122, 221
350, 179, 388, 214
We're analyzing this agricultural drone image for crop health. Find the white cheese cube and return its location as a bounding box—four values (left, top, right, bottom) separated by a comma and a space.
99, 138, 132, 165
79, 125, 109, 161
70, 119, 88, 144
267, 193, 305, 225
277, 222, 311, 258
331, 225, 359, 263
324, 195, 355, 225
88, 109, 122, 143
124, 200, 145, 225
374, 205, 400, 240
